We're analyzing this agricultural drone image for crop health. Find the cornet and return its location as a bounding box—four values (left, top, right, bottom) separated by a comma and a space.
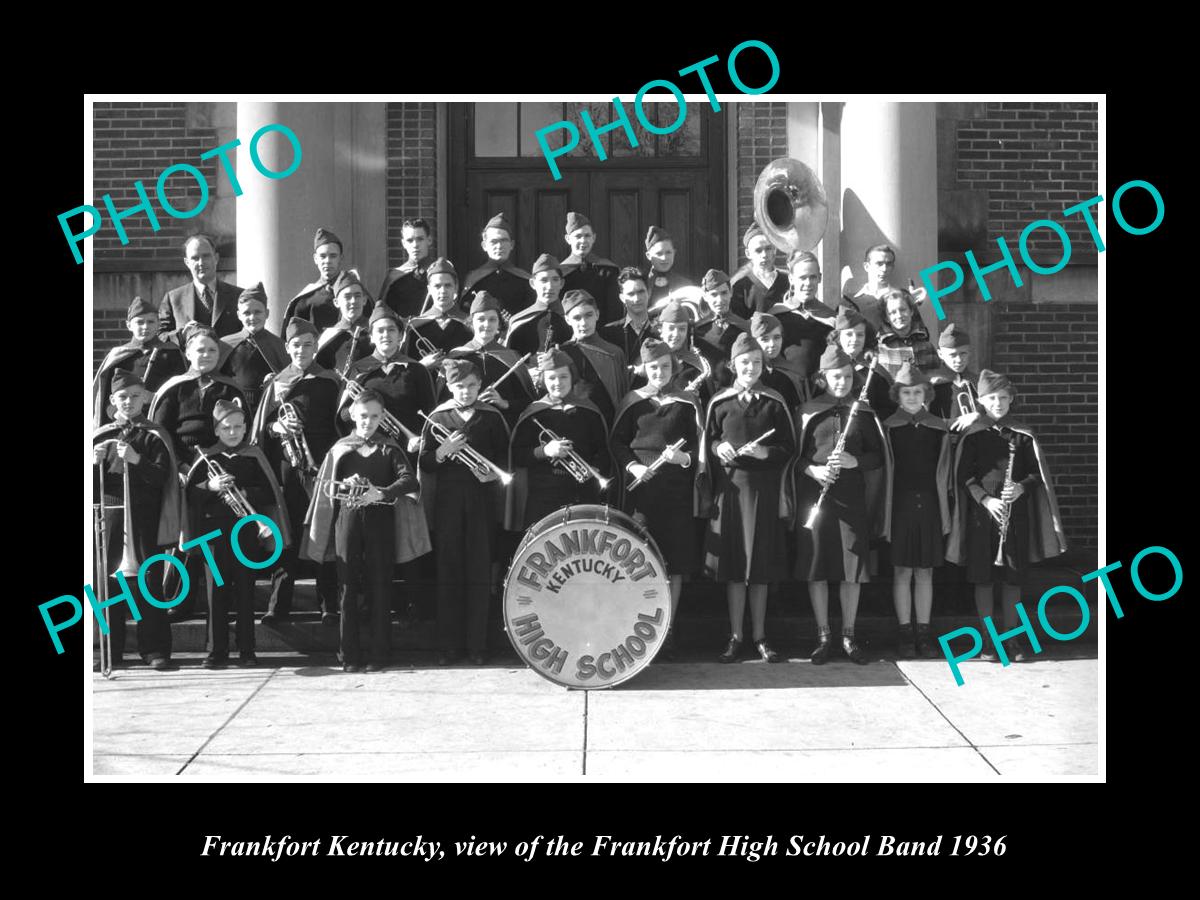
532, 417, 609, 490
278, 401, 317, 472
956, 385, 977, 419
196, 450, 275, 542
405, 322, 442, 360
319, 474, 395, 509
419, 410, 513, 485
342, 378, 420, 443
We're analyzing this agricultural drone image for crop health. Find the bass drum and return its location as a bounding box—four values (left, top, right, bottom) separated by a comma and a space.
503, 504, 672, 689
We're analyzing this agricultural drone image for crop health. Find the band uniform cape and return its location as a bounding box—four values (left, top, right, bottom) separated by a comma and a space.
92, 418, 183, 557
879, 407, 952, 543
564, 334, 630, 421
417, 397, 511, 530
609, 385, 709, 517
336, 350, 434, 437
505, 392, 610, 531
461, 260, 533, 324
504, 299, 571, 353
794, 391, 890, 537
284, 276, 374, 331
148, 369, 246, 447
222, 329, 289, 380
248, 362, 344, 481
299, 434, 432, 565
944, 415, 1067, 565
181, 441, 293, 548
377, 260, 429, 318
405, 305, 472, 352
93, 338, 185, 427
701, 383, 796, 522
729, 264, 789, 317
561, 252, 621, 321
447, 339, 537, 402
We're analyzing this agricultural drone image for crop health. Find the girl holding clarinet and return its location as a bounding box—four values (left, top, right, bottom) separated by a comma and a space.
703, 332, 795, 664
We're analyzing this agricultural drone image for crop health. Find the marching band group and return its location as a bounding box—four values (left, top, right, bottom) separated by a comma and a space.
91, 210, 1067, 674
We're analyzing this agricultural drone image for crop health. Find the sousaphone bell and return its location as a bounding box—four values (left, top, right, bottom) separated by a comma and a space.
753, 157, 828, 254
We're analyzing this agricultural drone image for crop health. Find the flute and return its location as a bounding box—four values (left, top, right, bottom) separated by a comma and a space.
487, 352, 532, 392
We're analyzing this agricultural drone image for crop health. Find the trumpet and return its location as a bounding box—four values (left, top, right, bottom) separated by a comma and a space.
683, 338, 712, 393
532, 416, 609, 490
956, 385, 977, 419
804, 353, 877, 530
338, 325, 363, 380
341, 377, 420, 444
405, 322, 442, 360
278, 401, 317, 473
319, 474, 395, 509
994, 431, 1018, 566
196, 450, 274, 542
628, 438, 686, 490
419, 410, 513, 485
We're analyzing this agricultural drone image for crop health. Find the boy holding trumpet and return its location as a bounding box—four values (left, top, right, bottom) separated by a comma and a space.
419, 359, 510, 665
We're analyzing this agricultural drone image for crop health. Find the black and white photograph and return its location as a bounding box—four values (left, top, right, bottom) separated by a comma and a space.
80, 94, 1106, 783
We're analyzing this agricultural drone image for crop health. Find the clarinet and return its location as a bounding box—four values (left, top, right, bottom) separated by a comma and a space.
804, 352, 877, 530
994, 431, 1018, 566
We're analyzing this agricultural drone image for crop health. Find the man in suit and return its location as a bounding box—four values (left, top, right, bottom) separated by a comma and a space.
159, 233, 243, 340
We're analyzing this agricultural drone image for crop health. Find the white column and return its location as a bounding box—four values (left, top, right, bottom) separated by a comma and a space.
839, 101, 939, 333
236, 102, 386, 334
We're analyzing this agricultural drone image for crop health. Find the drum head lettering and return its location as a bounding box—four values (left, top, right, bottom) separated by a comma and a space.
503, 505, 672, 689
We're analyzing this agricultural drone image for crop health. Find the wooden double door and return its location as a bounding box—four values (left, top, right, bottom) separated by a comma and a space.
449, 103, 727, 281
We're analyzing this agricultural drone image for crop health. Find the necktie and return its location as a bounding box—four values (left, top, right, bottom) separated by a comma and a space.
199, 287, 212, 319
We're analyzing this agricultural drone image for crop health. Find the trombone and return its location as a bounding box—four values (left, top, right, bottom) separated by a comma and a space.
196, 450, 275, 542
341, 377, 420, 444
419, 411, 513, 485
532, 416, 609, 490
93, 439, 140, 677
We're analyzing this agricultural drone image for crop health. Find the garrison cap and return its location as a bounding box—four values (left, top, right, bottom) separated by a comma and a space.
561, 289, 597, 315
284, 317, 319, 342
484, 212, 513, 238
701, 268, 730, 291
730, 332, 761, 360
530, 253, 563, 277
893, 361, 931, 388
938, 323, 970, 349
750, 312, 782, 338
645, 225, 671, 250
742, 222, 765, 247
126, 296, 157, 320
977, 369, 1013, 397
110, 369, 144, 393
237, 282, 269, 308
212, 398, 245, 424
442, 357, 479, 385
818, 345, 854, 372
369, 304, 401, 327
427, 257, 457, 280
469, 291, 501, 316
538, 349, 573, 374
332, 270, 362, 297
657, 301, 692, 325
313, 227, 343, 251
565, 212, 592, 233
833, 304, 866, 331
639, 338, 673, 365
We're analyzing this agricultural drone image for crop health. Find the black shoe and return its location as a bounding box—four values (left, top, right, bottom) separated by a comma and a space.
238, 652, 258, 668
148, 656, 177, 671
896, 624, 916, 659
1010, 638, 1036, 663
810, 634, 833, 665
914, 623, 938, 658
754, 640, 782, 663
343, 663, 364, 673
202, 654, 227, 669
718, 636, 742, 663
979, 644, 999, 662
437, 650, 462, 667
468, 652, 487, 666
364, 663, 385, 673
843, 635, 868, 665
321, 613, 339, 627
167, 606, 194, 621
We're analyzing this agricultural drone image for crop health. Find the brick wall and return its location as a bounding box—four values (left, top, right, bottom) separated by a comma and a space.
92, 102, 223, 259
386, 103, 438, 268
94, 310, 129, 372
991, 304, 1097, 549
955, 102, 1098, 267
735, 102, 788, 269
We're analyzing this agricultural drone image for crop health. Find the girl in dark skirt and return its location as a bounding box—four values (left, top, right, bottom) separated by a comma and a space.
703, 333, 796, 664
610, 339, 704, 648
945, 370, 1067, 663
795, 345, 888, 664
881, 363, 952, 658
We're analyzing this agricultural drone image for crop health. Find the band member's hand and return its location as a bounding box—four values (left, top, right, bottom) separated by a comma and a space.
833, 449, 858, 469
437, 432, 468, 460
629, 463, 653, 483
407, 436, 422, 454
362, 486, 385, 504
984, 497, 1006, 522
808, 464, 835, 486
745, 443, 769, 460
93, 445, 109, 465
662, 447, 689, 466
420, 352, 445, 367
544, 439, 572, 458
1001, 482, 1024, 503
207, 474, 235, 492
116, 442, 141, 464
911, 285, 928, 305
478, 469, 501, 483
951, 411, 980, 432
478, 388, 508, 409
715, 441, 737, 464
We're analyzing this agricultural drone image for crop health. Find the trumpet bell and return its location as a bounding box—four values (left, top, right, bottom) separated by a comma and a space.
753, 157, 828, 254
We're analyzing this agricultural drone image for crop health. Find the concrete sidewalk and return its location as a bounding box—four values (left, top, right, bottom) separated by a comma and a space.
92, 653, 1098, 780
